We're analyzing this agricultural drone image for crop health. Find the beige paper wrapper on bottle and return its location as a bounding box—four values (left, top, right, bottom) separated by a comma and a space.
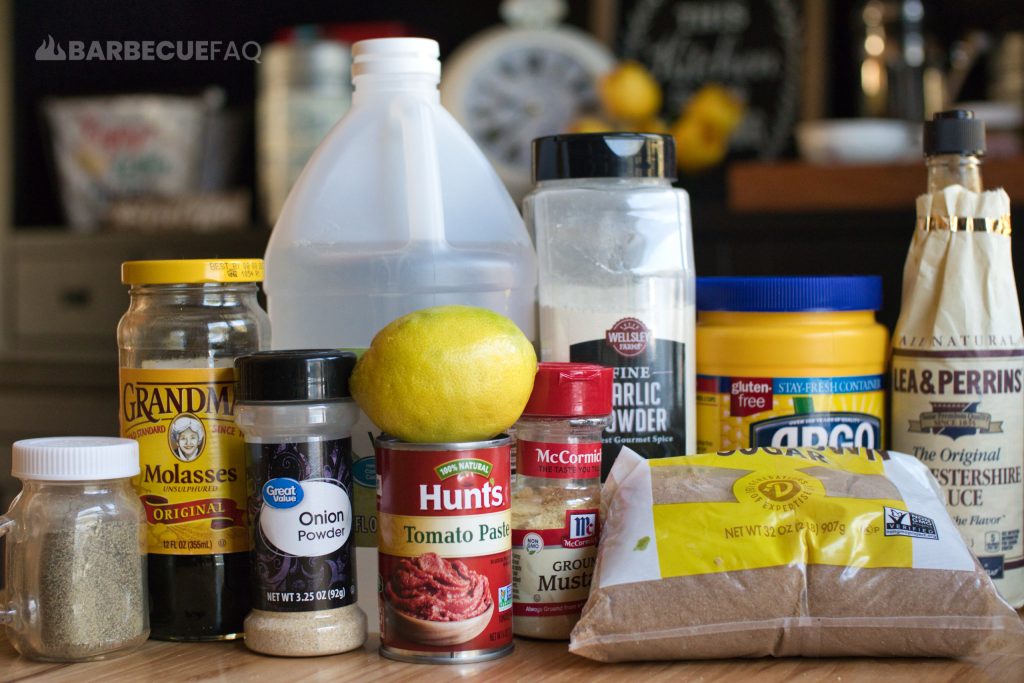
892, 185, 1023, 607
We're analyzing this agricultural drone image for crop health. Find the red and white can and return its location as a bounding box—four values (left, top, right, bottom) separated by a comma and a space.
376, 435, 513, 663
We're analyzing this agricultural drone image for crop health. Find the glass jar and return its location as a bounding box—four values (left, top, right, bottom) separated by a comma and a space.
234, 350, 366, 656
511, 362, 612, 640
0, 437, 148, 661
117, 259, 270, 641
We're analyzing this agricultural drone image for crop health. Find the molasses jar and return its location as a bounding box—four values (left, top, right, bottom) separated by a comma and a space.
117, 259, 270, 640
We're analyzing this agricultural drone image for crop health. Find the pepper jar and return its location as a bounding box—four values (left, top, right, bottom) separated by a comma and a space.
0, 437, 148, 662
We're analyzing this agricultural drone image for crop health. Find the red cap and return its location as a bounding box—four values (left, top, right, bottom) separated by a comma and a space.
523, 362, 613, 417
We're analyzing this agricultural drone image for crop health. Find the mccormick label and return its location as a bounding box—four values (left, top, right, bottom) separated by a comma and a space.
541, 307, 693, 478
516, 440, 601, 479
247, 438, 355, 612
512, 508, 598, 623
697, 374, 885, 453
120, 367, 248, 555
376, 439, 513, 660
891, 348, 1024, 585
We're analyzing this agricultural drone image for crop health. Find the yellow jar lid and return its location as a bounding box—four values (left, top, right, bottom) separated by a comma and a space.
121, 259, 264, 285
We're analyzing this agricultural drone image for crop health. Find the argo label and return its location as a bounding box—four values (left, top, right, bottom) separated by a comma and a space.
697, 374, 885, 453
119, 367, 248, 555
248, 438, 356, 612
377, 438, 513, 661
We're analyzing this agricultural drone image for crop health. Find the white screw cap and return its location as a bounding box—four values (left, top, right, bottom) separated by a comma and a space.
12, 436, 140, 481
351, 37, 440, 79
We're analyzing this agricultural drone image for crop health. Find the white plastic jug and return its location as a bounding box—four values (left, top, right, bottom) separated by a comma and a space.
263, 37, 537, 629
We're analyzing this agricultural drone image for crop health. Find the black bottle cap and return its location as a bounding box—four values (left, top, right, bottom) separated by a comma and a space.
532, 133, 676, 182
923, 110, 986, 157
235, 350, 356, 402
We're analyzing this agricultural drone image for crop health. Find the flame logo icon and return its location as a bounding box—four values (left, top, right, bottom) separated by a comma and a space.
35, 35, 66, 61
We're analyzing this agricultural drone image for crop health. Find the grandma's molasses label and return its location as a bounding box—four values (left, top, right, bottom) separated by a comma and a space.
120, 367, 248, 555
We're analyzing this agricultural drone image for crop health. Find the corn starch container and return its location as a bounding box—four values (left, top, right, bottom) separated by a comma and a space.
696, 277, 888, 452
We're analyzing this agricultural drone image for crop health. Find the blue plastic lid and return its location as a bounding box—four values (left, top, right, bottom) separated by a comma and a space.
697, 276, 883, 312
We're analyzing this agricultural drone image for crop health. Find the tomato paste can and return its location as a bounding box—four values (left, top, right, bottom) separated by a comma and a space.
376, 435, 514, 663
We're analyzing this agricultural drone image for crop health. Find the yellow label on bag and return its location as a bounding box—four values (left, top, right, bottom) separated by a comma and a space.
120, 367, 249, 555
649, 448, 912, 578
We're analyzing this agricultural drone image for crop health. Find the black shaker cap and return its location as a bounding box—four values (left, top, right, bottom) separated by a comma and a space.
235, 350, 356, 402
923, 110, 986, 156
532, 133, 676, 182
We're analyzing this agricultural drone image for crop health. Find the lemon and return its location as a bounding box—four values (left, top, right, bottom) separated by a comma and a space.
599, 61, 663, 123
568, 115, 615, 134
685, 84, 744, 137
671, 115, 728, 174
350, 305, 537, 443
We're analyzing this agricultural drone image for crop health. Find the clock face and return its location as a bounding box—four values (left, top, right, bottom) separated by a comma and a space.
464, 46, 599, 170
442, 26, 614, 197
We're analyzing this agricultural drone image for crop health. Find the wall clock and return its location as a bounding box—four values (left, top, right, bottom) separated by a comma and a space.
442, 0, 615, 199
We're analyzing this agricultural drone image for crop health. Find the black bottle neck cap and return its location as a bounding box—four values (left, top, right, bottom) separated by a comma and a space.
924, 110, 986, 157
235, 350, 356, 402
532, 133, 676, 182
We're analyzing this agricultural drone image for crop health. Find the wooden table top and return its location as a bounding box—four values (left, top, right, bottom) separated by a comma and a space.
2, 632, 1020, 682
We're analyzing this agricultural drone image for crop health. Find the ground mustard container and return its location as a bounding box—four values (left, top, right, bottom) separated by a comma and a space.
696, 276, 887, 452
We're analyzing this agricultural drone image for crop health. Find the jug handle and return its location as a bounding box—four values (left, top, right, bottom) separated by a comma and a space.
397, 98, 447, 245
0, 515, 13, 624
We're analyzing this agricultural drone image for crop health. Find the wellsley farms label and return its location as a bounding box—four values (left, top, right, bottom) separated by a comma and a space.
377, 440, 513, 656
120, 367, 248, 555
547, 312, 691, 479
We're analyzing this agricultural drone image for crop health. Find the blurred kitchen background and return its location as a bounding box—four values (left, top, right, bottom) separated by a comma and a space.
0, 0, 1022, 508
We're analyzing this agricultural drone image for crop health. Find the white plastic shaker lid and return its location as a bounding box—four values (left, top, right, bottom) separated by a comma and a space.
12, 436, 140, 481
351, 37, 440, 79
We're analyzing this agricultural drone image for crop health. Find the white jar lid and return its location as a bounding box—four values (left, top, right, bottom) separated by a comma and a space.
12, 437, 140, 481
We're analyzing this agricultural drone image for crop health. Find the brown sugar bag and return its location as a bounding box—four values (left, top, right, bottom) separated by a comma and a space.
570, 447, 1024, 661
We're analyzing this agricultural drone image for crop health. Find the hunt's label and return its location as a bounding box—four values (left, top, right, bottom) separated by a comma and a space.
377, 439, 512, 655
120, 367, 248, 555
697, 374, 885, 453
891, 351, 1024, 582
512, 508, 598, 621
248, 438, 356, 612
516, 440, 602, 479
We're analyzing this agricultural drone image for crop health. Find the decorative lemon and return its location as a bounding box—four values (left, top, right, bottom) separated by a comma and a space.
598, 61, 662, 123
350, 305, 537, 443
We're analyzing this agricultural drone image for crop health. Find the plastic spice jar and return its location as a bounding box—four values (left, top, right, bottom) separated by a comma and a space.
118, 259, 270, 641
512, 362, 613, 640
0, 437, 148, 662
696, 276, 888, 453
525, 132, 696, 478
234, 350, 366, 656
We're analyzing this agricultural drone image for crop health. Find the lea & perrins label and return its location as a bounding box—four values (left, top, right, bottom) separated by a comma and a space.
376, 436, 513, 663
119, 367, 249, 555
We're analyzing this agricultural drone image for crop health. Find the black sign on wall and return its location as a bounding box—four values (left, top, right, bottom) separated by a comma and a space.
619, 0, 802, 159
